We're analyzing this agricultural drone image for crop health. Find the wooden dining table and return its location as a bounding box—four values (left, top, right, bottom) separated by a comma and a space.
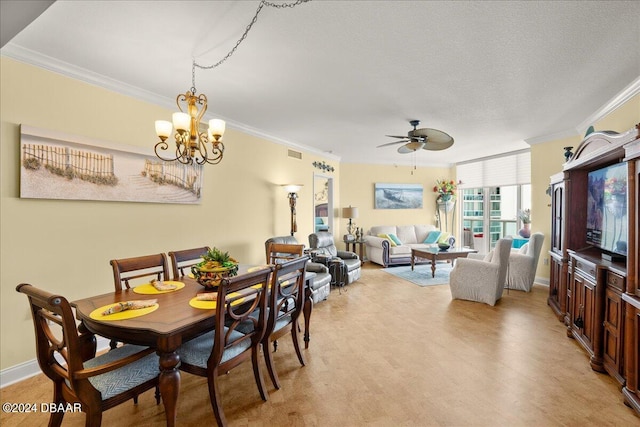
71, 265, 314, 427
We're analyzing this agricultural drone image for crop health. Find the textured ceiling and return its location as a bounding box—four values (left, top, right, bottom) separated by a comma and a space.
2, 0, 639, 167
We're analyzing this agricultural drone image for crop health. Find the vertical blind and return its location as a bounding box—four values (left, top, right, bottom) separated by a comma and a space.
456, 149, 531, 188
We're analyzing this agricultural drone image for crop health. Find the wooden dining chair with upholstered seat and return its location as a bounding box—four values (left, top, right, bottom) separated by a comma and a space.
16, 283, 160, 427
167, 246, 211, 280
267, 242, 305, 265
176, 266, 273, 426
261, 252, 309, 389
108, 253, 170, 349
110, 253, 170, 291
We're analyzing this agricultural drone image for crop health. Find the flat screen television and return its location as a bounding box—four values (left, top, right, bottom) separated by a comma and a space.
586, 162, 628, 257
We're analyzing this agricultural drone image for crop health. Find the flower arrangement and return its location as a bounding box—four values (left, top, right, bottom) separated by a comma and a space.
433, 179, 459, 201
518, 209, 531, 224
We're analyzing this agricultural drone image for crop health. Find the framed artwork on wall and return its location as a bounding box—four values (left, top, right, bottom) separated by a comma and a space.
19, 125, 204, 204
374, 183, 423, 209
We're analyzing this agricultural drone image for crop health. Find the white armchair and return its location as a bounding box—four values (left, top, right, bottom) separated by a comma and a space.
507, 232, 544, 292
449, 238, 512, 306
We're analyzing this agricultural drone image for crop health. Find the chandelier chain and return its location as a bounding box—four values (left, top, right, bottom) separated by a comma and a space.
192, 0, 311, 90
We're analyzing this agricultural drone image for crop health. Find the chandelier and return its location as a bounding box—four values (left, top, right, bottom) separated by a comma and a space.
153, 0, 312, 165
154, 74, 226, 165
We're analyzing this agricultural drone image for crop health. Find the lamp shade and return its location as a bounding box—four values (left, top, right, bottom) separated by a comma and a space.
209, 119, 226, 138
155, 120, 173, 138
172, 112, 190, 132
283, 184, 303, 194
342, 207, 359, 219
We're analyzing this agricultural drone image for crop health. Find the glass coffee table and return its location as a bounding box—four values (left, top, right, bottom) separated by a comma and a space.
410, 247, 478, 278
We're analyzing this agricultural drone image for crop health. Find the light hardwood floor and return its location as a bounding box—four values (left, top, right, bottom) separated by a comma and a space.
2, 263, 639, 426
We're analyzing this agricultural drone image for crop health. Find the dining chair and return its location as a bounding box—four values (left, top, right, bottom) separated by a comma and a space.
262, 253, 310, 389
108, 253, 171, 349
16, 283, 160, 427
267, 242, 304, 264
265, 236, 331, 304
176, 266, 273, 426
110, 253, 170, 291
167, 246, 211, 279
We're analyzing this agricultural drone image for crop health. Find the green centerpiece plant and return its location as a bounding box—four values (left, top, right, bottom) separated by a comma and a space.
191, 247, 239, 289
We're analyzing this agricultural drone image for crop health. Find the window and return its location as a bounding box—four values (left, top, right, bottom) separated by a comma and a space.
457, 151, 531, 253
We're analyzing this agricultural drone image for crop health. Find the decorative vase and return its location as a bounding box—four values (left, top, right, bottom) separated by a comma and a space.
518, 223, 531, 238
438, 199, 455, 213
440, 193, 452, 202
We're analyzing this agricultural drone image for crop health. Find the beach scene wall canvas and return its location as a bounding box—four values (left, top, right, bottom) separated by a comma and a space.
20, 125, 203, 204
374, 183, 423, 209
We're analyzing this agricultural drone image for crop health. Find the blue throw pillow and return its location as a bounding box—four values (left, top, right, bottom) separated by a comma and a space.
387, 233, 402, 246
423, 231, 441, 244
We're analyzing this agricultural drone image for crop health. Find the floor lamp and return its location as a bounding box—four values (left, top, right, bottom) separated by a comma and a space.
283, 184, 302, 236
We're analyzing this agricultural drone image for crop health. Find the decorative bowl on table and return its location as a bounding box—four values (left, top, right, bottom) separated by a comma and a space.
438, 243, 450, 251
191, 247, 239, 290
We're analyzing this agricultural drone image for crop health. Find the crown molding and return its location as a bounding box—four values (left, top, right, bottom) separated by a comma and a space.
524, 128, 580, 145
1, 45, 341, 162
525, 76, 640, 146
576, 76, 640, 134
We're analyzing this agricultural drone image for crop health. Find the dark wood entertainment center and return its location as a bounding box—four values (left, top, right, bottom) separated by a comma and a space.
547, 124, 639, 416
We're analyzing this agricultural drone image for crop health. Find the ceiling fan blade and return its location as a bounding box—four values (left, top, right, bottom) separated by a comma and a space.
413, 128, 454, 144
422, 138, 455, 151
385, 135, 409, 139
377, 140, 409, 148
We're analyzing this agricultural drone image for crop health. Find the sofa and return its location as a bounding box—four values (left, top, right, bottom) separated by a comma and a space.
363, 224, 447, 267
264, 236, 331, 303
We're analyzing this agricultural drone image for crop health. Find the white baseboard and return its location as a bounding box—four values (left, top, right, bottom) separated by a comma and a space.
0, 336, 110, 389
535, 276, 549, 286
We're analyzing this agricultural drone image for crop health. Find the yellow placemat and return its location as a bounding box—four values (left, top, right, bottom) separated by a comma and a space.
90, 303, 159, 320
189, 292, 244, 310
248, 265, 270, 272
133, 281, 185, 295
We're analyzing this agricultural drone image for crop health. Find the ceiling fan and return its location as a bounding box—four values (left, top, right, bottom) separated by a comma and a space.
377, 120, 454, 153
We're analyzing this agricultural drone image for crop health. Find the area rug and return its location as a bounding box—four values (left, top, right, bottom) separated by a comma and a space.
382, 263, 452, 287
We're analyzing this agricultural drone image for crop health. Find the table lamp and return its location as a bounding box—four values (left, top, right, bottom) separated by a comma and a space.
342, 206, 359, 235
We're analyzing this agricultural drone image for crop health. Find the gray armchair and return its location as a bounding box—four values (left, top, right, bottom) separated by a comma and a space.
265, 236, 331, 303
507, 232, 544, 292
449, 238, 512, 306
308, 231, 361, 285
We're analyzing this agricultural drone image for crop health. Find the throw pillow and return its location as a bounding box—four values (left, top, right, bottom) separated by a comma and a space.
437, 232, 451, 244
377, 233, 397, 246
387, 233, 403, 246
423, 230, 441, 244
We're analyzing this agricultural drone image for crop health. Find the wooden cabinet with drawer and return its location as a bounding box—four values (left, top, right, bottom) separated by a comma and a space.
567, 252, 605, 372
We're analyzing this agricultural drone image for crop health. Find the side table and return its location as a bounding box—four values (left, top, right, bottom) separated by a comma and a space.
345, 239, 366, 263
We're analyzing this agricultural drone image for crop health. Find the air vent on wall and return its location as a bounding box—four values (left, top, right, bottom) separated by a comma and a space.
288, 149, 302, 160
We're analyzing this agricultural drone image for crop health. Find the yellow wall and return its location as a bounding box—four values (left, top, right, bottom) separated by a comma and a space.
530, 93, 640, 281
338, 163, 454, 236
0, 58, 339, 369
